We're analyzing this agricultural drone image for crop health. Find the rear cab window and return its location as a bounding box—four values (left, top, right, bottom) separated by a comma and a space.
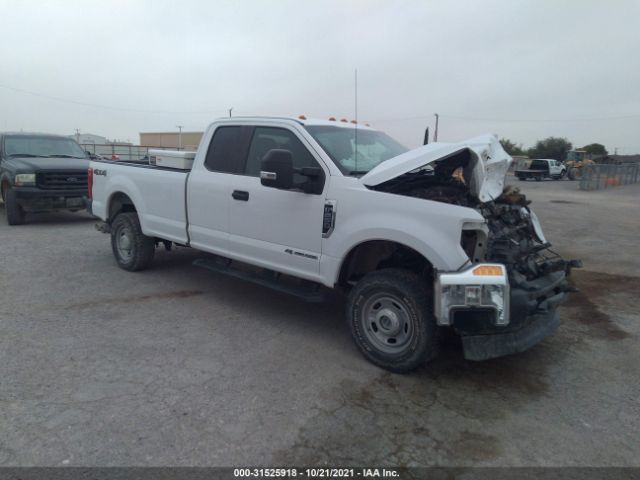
203, 126, 253, 174
530, 160, 549, 170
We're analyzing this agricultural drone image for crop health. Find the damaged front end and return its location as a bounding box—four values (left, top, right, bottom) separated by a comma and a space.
365, 135, 581, 360
453, 186, 581, 360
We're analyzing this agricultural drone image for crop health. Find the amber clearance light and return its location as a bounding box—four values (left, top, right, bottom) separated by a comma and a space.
472, 265, 504, 276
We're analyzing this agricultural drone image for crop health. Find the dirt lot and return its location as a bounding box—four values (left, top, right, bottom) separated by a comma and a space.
0, 178, 638, 467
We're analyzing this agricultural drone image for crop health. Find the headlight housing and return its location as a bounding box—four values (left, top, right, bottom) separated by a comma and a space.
14, 173, 36, 186
435, 263, 510, 326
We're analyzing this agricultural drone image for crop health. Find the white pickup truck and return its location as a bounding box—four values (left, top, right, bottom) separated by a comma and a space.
88, 116, 579, 372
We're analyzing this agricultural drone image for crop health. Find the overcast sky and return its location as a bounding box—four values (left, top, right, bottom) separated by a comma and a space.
1, 0, 639, 152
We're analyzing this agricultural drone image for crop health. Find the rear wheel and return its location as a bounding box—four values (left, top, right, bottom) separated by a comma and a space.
346, 269, 438, 373
5, 188, 25, 225
110, 212, 155, 271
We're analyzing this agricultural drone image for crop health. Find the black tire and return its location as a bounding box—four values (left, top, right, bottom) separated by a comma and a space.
5, 188, 25, 225
346, 268, 438, 373
517, 176, 525, 181
110, 212, 155, 271
535, 176, 542, 181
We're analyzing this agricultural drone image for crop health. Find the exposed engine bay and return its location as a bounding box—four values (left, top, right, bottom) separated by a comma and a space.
371, 149, 581, 286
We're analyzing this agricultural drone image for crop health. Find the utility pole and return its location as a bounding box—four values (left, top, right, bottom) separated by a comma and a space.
228, 108, 233, 118
176, 125, 183, 150
434, 113, 439, 142
75, 128, 81, 143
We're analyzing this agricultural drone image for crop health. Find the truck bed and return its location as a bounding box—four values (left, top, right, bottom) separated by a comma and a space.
90, 159, 191, 244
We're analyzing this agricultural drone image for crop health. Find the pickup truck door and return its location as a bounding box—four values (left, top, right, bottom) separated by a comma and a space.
187, 126, 254, 256
226, 126, 328, 281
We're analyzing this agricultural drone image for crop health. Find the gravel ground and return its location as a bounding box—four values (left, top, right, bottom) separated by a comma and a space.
0, 178, 638, 467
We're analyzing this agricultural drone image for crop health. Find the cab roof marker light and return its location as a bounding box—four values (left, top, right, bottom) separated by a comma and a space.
298, 115, 307, 120
340, 118, 348, 123
328, 117, 336, 121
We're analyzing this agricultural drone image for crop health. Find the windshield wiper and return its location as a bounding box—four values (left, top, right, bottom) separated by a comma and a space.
348, 170, 370, 176
8, 153, 50, 158
48, 154, 85, 158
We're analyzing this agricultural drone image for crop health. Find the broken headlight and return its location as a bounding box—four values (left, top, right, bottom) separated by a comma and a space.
435, 264, 510, 326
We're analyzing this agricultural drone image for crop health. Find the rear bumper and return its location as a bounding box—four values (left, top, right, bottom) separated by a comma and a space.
12, 186, 88, 212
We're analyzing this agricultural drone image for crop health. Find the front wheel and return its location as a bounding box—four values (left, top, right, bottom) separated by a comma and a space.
346, 269, 438, 373
110, 212, 155, 271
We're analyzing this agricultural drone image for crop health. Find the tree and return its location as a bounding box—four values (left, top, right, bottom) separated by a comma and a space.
581, 143, 608, 156
527, 137, 573, 161
499, 138, 525, 156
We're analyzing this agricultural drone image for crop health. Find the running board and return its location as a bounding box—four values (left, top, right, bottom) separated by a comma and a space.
193, 257, 325, 303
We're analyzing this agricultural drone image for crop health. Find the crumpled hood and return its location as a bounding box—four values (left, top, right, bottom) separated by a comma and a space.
361, 134, 512, 202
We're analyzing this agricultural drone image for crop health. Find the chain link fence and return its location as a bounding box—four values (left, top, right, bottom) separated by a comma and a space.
579, 163, 640, 190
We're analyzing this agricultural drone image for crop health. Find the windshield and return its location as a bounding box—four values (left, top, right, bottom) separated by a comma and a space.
3, 136, 87, 159
305, 125, 408, 175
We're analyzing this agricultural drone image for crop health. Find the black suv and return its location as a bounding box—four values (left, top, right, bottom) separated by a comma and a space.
0, 133, 90, 225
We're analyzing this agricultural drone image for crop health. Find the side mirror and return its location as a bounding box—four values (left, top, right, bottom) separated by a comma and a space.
260, 149, 294, 190
299, 166, 322, 178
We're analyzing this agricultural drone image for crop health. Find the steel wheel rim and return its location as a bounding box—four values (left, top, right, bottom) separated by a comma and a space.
115, 225, 133, 261
361, 293, 414, 354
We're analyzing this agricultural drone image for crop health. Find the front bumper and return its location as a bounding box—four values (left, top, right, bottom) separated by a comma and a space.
13, 186, 88, 212
436, 266, 574, 361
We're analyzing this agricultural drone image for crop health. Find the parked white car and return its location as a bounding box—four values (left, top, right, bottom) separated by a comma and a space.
88, 117, 579, 372
516, 158, 567, 181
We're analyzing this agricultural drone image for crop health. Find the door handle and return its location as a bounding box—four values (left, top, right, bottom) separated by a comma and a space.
232, 190, 249, 201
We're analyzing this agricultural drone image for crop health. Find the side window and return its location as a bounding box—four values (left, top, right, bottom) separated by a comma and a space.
245, 127, 320, 185
204, 126, 253, 174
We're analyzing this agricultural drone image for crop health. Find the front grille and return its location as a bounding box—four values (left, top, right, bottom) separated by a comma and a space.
36, 171, 88, 190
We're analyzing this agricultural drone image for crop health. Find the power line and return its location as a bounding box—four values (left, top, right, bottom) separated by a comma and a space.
369, 112, 640, 124
0, 82, 219, 115
439, 113, 640, 123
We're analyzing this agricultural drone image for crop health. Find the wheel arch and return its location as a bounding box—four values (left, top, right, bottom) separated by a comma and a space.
107, 191, 137, 223
337, 239, 436, 290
